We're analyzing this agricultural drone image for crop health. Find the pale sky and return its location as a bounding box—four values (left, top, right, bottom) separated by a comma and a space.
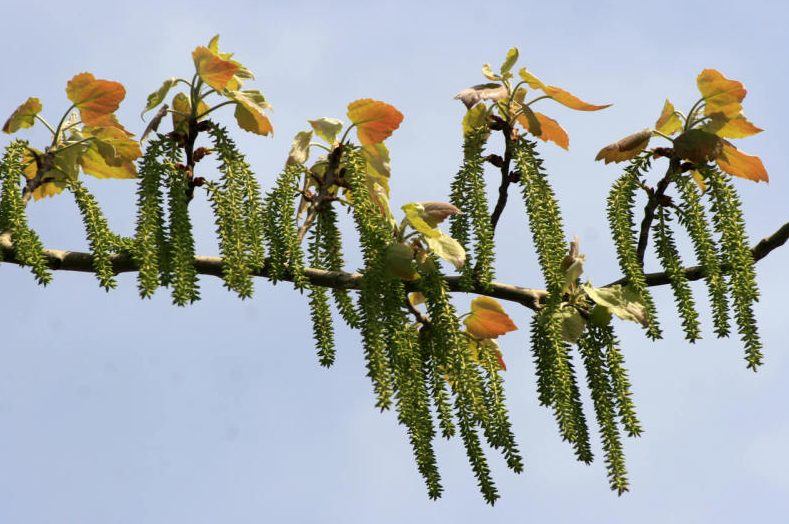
1, 0, 787, 522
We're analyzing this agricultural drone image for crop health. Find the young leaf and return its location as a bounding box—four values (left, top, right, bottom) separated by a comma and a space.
558, 306, 586, 343
517, 110, 569, 150
384, 242, 419, 280
595, 129, 652, 164
361, 142, 391, 180
286, 130, 313, 166
454, 84, 507, 110
582, 283, 648, 327
716, 141, 769, 183
461, 103, 491, 135
192, 46, 239, 92
347, 99, 404, 145
467, 337, 507, 371
3, 97, 42, 134
142, 77, 177, 115
66, 73, 126, 126
425, 233, 466, 270
518, 67, 610, 111
228, 90, 273, 135
542, 86, 611, 111
309, 117, 343, 144
703, 113, 762, 139
77, 147, 137, 179
673, 129, 724, 163
463, 297, 518, 339
697, 69, 746, 118
402, 202, 441, 238
500, 47, 519, 76
481, 63, 500, 81
654, 99, 683, 135
419, 202, 461, 227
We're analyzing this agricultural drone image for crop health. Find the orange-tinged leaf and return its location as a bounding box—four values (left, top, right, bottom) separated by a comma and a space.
518, 67, 545, 89
697, 69, 746, 118
3, 97, 42, 133
192, 46, 239, 92
171, 93, 209, 131
518, 110, 569, 150
463, 297, 518, 339
703, 113, 762, 138
347, 99, 404, 145
66, 73, 125, 126
654, 99, 683, 135
77, 147, 137, 179
32, 180, 67, 200
467, 337, 506, 371
716, 141, 768, 183
595, 128, 652, 164
542, 85, 611, 111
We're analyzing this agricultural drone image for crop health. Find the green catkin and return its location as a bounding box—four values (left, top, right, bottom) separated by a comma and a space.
133, 137, 173, 298
68, 180, 117, 290
166, 169, 200, 305
702, 166, 763, 369
675, 176, 730, 337
577, 324, 629, 494
450, 127, 495, 290
262, 165, 307, 289
605, 157, 662, 338
652, 206, 701, 341
0, 140, 51, 284
515, 139, 592, 463
307, 225, 336, 367
600, 325, 642, 437
316, 207, 361, 329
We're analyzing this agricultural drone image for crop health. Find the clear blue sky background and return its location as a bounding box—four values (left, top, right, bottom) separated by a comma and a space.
1, 0, 787, 522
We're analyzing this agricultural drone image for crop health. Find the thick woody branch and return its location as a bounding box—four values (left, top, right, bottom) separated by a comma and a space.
2, 220, 787, 312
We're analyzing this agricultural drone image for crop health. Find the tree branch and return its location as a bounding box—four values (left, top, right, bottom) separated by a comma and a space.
2, 219, 787, 313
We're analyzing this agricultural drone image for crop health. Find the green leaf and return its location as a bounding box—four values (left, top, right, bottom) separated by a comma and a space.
558, 306, 586, 343
560, 236, 584, 292
402, 202, 441, 238
384, 242, 419, 280
425, 233, 466, 270
142, 77, 177, 115
309, 117, 344, 145
500, 47, 519, 76
361, 142, 391, 179
462, 103, 491, 135
673, 129, 724, 163
582, 283, 648, 326
3, 97, 42, 134
286, 130, 313, 166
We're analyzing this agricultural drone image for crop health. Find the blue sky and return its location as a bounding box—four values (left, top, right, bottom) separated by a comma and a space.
1, 0, 787, 522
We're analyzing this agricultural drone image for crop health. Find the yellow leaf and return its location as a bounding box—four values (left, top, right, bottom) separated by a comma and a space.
192, 46, 239, 92
697, 69, 746, 119
82, 126, 142, 165
467, 337, 506, 371
716, 141, 768, 183
66, 73, 126, 126
463, 297, 518, 339
690, 170, 707, 192
347, 99, 404, 145
703, 113, 762, 139
171, 93, 209, 132
78, 147, 137, 179
542, 86, 611, 111
3, 97, 42, 134
595, 128, 652, 164
654, 99, 683, 135
518, 67, 545, 89
517, 110, 569, 150
228, 90, 273, 136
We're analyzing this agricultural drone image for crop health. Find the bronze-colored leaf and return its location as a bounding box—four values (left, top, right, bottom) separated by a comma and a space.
454, 83, 507, 110
674, 129, 724, 163
595, 128, 652, 164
